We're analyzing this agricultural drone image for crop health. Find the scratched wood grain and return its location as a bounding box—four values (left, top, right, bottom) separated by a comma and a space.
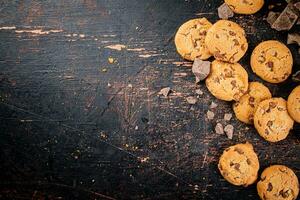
0, 0, 299, 199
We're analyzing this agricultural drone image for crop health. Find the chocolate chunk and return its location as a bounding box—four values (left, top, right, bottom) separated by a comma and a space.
233, 39, 239, 46
195, 89, 203, 95
231, 80, 237, 88
192, 58, 211, 83
234, 163, 240, 171
267, 182, 273, 191
210, 101, 218, 109
218, 3, 234, 20
271, 4, 299, 31
159, 87, 171, 97
279, 189, 290, 198
266, 61, 274, 71
292, 70, 300, 82
224, 125, 234, 139
215, 123, 224, 134
258, 55, 266, 63
234, 147, 244, 154
294, 2, 300, 11
229, 31, 236, 36
266, 11, 280, 25
287, 33, 300, 46
186, 96, 198, 105
246, 159, 251, 165
267, 121, 273, 127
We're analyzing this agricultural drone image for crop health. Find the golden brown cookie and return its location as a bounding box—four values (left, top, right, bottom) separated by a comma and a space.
251, 40, 293, 83
287, 85, 300, 123
257, 165, 299, 200
254, 98, 294, 142
225, 0, 264, 14
205, 20, 248, 63
218, 142, 259, 186
233, 82, 272, 124
205, 60, 248, 101
174, 18, 212, 61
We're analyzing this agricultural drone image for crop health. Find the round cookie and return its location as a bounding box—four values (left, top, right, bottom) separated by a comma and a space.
257, 165, 299, 200
225, 0, 264, 15
174, 18, 212, 61
205, 20, 248, 63
251, 40, 293, 83
254, 98, 294, 142
205, 60, 249, 101
218, 142, 260, 187
233, 82, 272, 124
287, 85, 300, 123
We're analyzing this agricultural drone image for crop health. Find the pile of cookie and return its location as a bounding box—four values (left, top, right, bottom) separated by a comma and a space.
174, 0, 300, 199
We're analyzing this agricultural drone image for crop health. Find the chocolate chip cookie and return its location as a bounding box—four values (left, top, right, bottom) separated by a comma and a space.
251, 40, 293, 83
233, 82, 272, 124
287, 85, 300, 123
218, 142, 260, 186
175, 18, 212, 61
225, 0, 264, 14
205, 60, 249, 101
254, 98, 294, 142
257, 165, 299, 200
205, 20, 248, 63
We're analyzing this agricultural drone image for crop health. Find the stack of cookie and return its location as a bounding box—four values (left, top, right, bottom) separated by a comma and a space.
174, 0, 300, 199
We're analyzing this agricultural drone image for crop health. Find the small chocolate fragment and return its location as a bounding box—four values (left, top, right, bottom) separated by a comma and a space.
215, 123, 224, 135
195, 89, 203, 95
218, 3, 234, 20
224, 113, 232, 121
267, 183, 273, 191
207, 110, 215, 120
186, 96, 198, 105
271, 4, 299, 31
224, 125, 234, 139
192, 58, 211, 83
210, 101, 218, 109
292, 70, 300, 82
159, 87, 171, 97
287, 33, 300, 45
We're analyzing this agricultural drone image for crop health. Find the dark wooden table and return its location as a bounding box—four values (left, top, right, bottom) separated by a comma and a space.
0, 0, 299, 199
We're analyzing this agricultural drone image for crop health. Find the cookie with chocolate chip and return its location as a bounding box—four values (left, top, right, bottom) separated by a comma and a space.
251, 40, 293, 83
218, 142, 260, 186
205, 20, 248, 63
205, 60, 249, 101
254, 98, 294, 142
175, 18, 213, 61
233, 82, 272, 124
287, 85, 300, 123
257, 165, 299, 200
225, 0, 264, 15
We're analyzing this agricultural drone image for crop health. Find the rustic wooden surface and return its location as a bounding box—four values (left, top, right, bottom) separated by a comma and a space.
0, 0, 299, 199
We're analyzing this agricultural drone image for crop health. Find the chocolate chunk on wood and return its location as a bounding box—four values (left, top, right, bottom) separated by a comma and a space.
192, 58, 211, 83
218, 3, 234, 20
224, 113, 232, 121
210, 101, 218, 109
195, 89, 203, 95
224, 125, 234, 139
207, 110, 215, 120
159, 87, 171, 97
271, 4, 299, 31
215, 123, 224, 135
287, 33, 300, 45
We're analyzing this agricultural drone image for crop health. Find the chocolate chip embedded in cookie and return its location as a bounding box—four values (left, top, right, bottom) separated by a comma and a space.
205, 60, 249, 101
233, 82, 272, 124
257, 165, 299, 200
251, 40, 293, 83
218, 142, 260, 186
254, 98, 294, 142
287, 85, 300, 123
225, 0, 264, 15
175, 18, 213, 61
205, 20, 248, 63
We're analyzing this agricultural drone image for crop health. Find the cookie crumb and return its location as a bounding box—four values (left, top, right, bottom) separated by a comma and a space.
210, 101, 218, 109
215, 123, 224, 135
192, 58, 211, 83
186, 96, 198, 105
287, 33, 300, 45
159, 87, 171, 97
218, 3, 234, 20
195, 89, 203, 95
224, 125, 234, 139
224, 113, 232, 121
207, 110, 215, 120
